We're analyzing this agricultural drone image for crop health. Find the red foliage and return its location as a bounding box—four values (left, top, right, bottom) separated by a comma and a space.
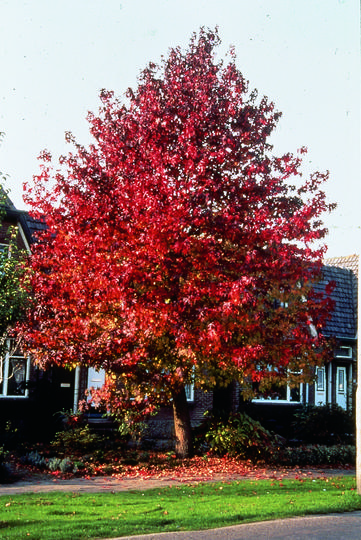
21, 454, 349, 483
21, 29, 334, 416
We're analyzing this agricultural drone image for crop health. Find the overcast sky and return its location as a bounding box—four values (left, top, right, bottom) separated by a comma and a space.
0, 0, 359, 257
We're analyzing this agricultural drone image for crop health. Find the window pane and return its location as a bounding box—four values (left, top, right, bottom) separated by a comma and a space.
185, 383, 194, 401
338, 370, 345, 393
335, 347, 352, 358
253, 383, 287, 401
290, 386, 300, 402
253, 380, 301, 402
7, 357, 27, 396
316, 368, 325, 391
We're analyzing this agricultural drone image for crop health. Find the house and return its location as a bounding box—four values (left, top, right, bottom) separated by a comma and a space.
0, 194, 72, 439
243, 254, 358, 436
250, 256, 358, 410
311, 256, 358, 411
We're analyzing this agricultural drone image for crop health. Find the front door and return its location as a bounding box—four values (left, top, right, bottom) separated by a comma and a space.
87, 367, 106, 390
336, 367, 347, 410
51, 366, 75, 413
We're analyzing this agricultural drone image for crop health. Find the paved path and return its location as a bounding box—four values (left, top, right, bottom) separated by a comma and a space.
0, 466, 355, 496
0, 468, 355, 496
0, 475, 188, 495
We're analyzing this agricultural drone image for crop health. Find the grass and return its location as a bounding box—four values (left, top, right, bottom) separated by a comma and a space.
0, 476, 360, 539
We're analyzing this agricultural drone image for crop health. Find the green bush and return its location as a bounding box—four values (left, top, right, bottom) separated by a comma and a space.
22, 452, 77, 474
204, 412, 282, 462
268, 444, 355, 466
58, 458, 75, 473
47, 457, 62, 472
51, 424, 101, 454
292, 404, 354, 445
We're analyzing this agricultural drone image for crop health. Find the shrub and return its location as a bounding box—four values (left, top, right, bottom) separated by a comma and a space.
22, 453, 77, 474
292, 404, 354, 445
268, 444, 355, 466
21, 450, 47, 469
47, 457, 62, 472
51, 424, 101, 454
204, 412, 282, 462
58, 458, 75, 473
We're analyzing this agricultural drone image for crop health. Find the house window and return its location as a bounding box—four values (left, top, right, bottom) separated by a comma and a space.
0, 349, 30, 398
253, 381, 302, 403
251, 364, 303, 403
316, 367, 325, 392
335, 346, 352, 359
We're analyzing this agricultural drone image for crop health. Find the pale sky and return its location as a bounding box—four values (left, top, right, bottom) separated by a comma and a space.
0, 0, 359, 258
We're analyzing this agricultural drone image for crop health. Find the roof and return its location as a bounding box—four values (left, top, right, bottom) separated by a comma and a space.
23, 213, 47, 243
315, 263, 357, 340
1, 193, 47, 246
325, 254, 359, 277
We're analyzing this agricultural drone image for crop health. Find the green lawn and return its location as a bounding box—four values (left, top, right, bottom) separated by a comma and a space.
0, 477, 360, 539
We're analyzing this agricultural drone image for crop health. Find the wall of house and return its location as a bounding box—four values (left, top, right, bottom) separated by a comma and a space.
0, 363, 69, 443
140, 388, 214, 450
243, 401, 303, 439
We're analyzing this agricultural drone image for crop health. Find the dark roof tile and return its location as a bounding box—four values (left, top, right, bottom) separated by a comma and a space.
315, 264, 357, 339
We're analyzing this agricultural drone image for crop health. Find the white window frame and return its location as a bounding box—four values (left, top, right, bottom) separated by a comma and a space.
252, 368, 304, 404
0, 339, 30, 399
185, 382, 194, 402
0, 348, 30, 398
252, 383, 303, 404
316, 366, 325, 392
315, 366, 326, 406
336, 366, 347, 410
337, 367, 345, 394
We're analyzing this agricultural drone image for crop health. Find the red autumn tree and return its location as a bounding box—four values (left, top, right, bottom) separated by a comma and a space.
22, 29, 334, 458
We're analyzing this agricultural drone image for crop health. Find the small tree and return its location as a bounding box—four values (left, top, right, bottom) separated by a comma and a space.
22, 29, 334, 457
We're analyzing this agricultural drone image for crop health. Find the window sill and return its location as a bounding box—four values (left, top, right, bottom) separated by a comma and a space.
252, 399, 301, 405
0, 395, 29, 399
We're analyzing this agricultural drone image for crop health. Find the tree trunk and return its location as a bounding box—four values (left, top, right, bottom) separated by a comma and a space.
171, 385, 193, 458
